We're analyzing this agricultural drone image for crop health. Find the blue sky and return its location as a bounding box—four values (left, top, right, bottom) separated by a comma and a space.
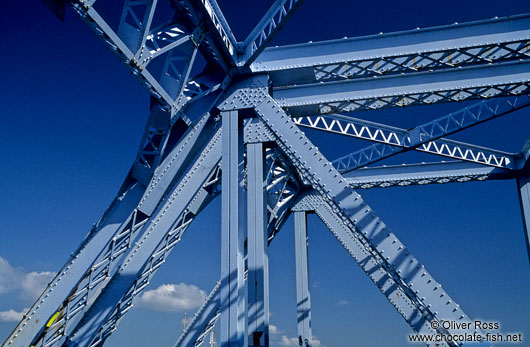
1, 1, 530, 346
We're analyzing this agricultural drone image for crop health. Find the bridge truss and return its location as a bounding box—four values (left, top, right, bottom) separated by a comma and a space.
3, 1, 530, 347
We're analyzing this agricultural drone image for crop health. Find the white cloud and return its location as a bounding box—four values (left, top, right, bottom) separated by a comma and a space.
269, 324, 283, 335
336, 299, 349, 306
20, 271, 56, 301
0, 308, 29, 323
0, 256, 55, 301
135, 283, 207, 312
278, 335, 299, 346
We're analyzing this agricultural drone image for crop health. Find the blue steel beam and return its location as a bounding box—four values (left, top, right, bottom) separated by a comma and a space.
295, 114, 514, 170
294, 95, 528, 171
1, 100, 215, 347
345, 161, 515, 189
517, 137, 530, 170
273, 60, 530, 115
516, 139, 530, 266
68, 1, 183, 107
60, 129, 222, 347
516, 173, 530, 266
247, 142, 270, 347
56, 0, 223, 111
1, 184, 145, 347
220, 110, 245, 347
253, 14, 530, 84
175, 0, 238, 68
117, 0, 157, 57
232, 84, 493, 345
293, 211, 312, 347
241, 0, 306, 66
331, 96, 529, 171
174, 282, 221, 347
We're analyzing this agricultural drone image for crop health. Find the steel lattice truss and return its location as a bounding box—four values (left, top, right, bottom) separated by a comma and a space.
3, 1, 530, 347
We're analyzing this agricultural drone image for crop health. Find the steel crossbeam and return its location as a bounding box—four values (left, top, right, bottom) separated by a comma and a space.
345, 161, 515, 189
273, 60, 530, 114
252, 14, 530, 84
294, 95, 528, 171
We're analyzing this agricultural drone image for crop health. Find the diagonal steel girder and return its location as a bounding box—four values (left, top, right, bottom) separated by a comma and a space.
345, 161, 515, 189
218, 77, 492, 346
174, 0, 238, 67
252, 14, 530, 84
292, 95, 529, 172
241, 0, 306, 66
60, 0, 225, 109
273, 60, 530, 115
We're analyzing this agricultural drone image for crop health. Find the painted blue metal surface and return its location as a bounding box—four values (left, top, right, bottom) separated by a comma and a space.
246, 142, 270, 347
517, 174, 530, 267
273, 60, 530, 114
293, 94, 530, 171
345, 161, 515, 189
220, 110, 245, 347
174, 282, 221, 347
253, 89, 493, 346
517, 141, 530, 266
293, 211, 312, 347
241, 0, 306, 65
253, 14, 530, 79
6, 2, 530, 346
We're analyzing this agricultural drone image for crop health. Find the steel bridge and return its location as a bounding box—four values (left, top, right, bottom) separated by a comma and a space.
3, 1, 530, 346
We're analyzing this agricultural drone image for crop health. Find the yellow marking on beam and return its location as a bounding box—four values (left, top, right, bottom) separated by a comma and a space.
46, 311, 60, 328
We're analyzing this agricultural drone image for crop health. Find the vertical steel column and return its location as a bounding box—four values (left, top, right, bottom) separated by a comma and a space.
221, 110, 245, 347
247, 142, 270, 347
294, 211, 312, 347
516, 173, 530, 266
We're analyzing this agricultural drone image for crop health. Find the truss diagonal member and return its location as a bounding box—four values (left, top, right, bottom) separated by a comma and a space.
62, 129, 222, 347
273, 60, 530, 115
67, 1, 175, 106
252, 14, 530, 84
174, 282, 221, 347
175, 0, 237, 68
345, 161, 515, 189
516, 173, 530, 266
294, 95, 529, 172
516, 139, 530, 265
3, 113, 217, 347
251, 94, 491, 345
0, 183, 145, 347
518, 136, 530, 170
118, 0, 158, 58
241, 0, 306, 66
